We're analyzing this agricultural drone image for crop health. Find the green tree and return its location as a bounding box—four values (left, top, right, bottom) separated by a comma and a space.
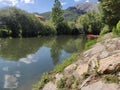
99, 0, 120, 29
77, 11, 102, 34
50, 0, 64, 26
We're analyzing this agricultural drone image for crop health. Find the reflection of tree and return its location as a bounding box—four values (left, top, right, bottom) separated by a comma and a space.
50, 35, 86, 65
0, 37, 49, 60
50, 46, 61, 65
0, 35, 87, 62
50, 36, 69, 65
63, 36, 86, 53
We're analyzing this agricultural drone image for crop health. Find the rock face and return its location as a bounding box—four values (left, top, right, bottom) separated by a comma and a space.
81, 81, 120, 90
42, 37, 120, 90
74, 63, 88, 77
98, 53, 120, 74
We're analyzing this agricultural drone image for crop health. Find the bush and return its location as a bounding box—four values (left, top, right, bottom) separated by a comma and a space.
0, 29, 11, 37
33, 72, 50, 90
112, 21, 120, 36
0, 7, 49, 37
104, 75, 120, 83
77, 11, 103, 35
100, 25, 110, 35
41, 23, 56, 35
57, 78, 66, 89
56, 22, 71, 35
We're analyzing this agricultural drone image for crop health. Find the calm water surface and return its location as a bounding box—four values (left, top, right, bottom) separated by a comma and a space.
0, 35, 86, 90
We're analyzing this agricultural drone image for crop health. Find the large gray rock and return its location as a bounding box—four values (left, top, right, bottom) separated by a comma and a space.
99, 51, 109, 59
98, 53, 120, 74
81, 81, 120, 90
64, 64, 77, 76
83, 43, 105, 58
74, 63, 88, 78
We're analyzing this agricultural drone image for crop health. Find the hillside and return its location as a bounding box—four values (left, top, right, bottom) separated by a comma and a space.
39, 2, 98, 21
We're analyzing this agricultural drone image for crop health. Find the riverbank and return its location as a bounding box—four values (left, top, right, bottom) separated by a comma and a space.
33, 33, 120, 90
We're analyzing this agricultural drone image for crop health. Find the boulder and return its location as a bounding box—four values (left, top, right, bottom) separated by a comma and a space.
98, 53, 120, 74
74, 63, 88, 78
83, 43, 105, 58
64, 64, 77, 75
99, 51, 109, 59
81, 81, 120, 90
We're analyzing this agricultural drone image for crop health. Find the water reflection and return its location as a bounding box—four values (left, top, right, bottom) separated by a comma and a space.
0, 35, 86, 90
0, 35, 86, 62
4, 74, 19, 89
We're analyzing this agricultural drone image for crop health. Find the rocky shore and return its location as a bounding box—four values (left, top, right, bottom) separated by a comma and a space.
40, 34, 120, 90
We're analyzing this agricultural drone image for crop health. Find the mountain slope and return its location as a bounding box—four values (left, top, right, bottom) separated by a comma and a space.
40, 2, 98, 21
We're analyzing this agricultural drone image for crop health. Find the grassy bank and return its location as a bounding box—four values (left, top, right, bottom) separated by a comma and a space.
32, 53, 79, 90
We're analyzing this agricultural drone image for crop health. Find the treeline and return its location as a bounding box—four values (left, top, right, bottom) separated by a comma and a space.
0, 7, 56, 37
0, 7, 103, 38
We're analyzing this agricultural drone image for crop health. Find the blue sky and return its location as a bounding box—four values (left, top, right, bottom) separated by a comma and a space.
0, 0, 98, 13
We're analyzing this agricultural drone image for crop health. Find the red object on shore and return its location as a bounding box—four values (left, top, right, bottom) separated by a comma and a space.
87, 35, 99, 39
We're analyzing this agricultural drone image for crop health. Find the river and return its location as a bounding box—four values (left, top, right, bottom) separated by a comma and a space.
0, 35, 86, 90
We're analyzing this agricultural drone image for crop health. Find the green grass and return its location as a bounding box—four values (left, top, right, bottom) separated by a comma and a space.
33, 53, 79, 90
85, 39, 97, 50
57, 77, 66, 89
32, 72, 50, 90
103, 75, 120, 83
52, 53, 78, 73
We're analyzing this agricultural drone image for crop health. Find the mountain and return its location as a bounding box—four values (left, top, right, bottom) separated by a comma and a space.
39, 2, 98, 21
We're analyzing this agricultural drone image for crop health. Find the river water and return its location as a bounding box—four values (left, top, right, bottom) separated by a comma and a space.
0, 35, 86, 90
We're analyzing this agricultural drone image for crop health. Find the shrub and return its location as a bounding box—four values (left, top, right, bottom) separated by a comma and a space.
104, 75, 120, 83
57, 78, 66, 89
33, 72, 50, 90
100, 25, 110, 35
0, 29, 11, 37
112, 20, 120, 36
41, 23, 56, 35
56, 22, 71, 35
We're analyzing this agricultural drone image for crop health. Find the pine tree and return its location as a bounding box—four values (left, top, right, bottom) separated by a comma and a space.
50, 0, 64, 26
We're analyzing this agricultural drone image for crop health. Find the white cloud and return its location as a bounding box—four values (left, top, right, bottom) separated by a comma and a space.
74, 0, 80, 2
21, 0, 34, 4
0, 0, 18, 6
0, 0, 35, 6
86, 0, 90, 2
61, 2, 67, 6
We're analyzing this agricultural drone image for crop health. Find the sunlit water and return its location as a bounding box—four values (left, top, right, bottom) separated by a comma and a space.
0, 35, 86, 90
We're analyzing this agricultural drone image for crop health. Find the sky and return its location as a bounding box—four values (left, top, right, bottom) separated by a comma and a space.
0, 0, 98, 13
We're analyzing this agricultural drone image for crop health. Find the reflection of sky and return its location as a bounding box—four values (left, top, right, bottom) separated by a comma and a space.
0, 46, 70, 90
4, 74, 19, 89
